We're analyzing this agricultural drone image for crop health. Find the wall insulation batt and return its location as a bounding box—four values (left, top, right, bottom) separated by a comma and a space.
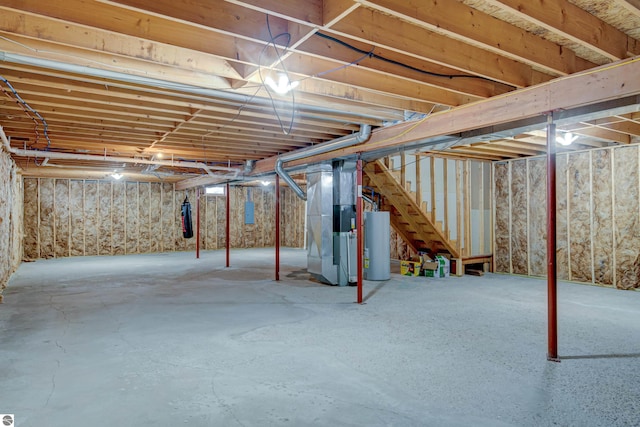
23, 179, 305, 260
0, 150, 23, 300
494, 144, 640, 290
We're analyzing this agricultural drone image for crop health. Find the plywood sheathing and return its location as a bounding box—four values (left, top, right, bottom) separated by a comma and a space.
22, 179, 305, 260
493, 144, 640, 290
462, 0, 638, 65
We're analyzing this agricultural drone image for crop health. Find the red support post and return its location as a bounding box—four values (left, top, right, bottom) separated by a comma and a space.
275, 175, 280, 281
196, 187, 200, 259
226, 181, 230, 268
356, 159, 364, 304
547, 117, 559, 361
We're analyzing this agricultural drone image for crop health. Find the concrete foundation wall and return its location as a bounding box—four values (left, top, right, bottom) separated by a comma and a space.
494, 144, 640, 290
0, 151, 23, 300
23, 179, 305, 260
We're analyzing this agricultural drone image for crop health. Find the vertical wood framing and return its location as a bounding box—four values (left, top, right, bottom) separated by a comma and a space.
508, 162, 513, 273
137, 182, 140, 253
53, 179, 56, 258
492, 163, 497, 271
172, 183, 177, 252
526, 159, 531, 276
611, 149, 617, 288
82, 181, 86, 256
96, 180, 100, 256
465, 160, 472, 259
123, 181, 127, 255
489, 161, 495, 271
110, 181, 114, 256
159, 183, 164, 253
67, 179, 71, 257
37, 178, 41, 258
430, 156, 436, 222
479, 162, 485, 255
589, 151, 595, 284
415, 154, 422, 207
148, 183, 152, 253
400, 152, 406, 189
456, 160, 463, 254
443, 159, 449, 240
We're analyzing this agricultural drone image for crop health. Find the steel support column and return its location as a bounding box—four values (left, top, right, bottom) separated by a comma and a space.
275, 175, 280, 281
226, 181, 230, 268
547, 117, 559, 362
356, 159, 364, 304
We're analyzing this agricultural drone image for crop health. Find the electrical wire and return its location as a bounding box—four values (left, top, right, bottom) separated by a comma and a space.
260, 15, 296, 136
0, 74, 52, 150
314, 32, 514, 87
0, 84, 41, 148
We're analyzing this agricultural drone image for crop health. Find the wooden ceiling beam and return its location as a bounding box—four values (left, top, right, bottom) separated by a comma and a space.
252, 57, 640, 175
297, 34, 512, 99
1, 0, 261, 81
563, 124, 632, 144
283, 53, 479, 106
355, 0, 594, 76
459, 141, 544, 156
329, 6, 551, 88
0, 34, 232, 91
483, 0, 640, 61
323, 0, 361, 26
99, 0, 279, 44
223, 0, 323, 26
0, 9, 242, 80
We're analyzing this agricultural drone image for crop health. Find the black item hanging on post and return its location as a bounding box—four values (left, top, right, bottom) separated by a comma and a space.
181, 195, 194, 238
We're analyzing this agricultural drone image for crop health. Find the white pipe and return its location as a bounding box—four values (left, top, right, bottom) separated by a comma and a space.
275, 124, 372, 200
0, 52, 384, 121
0, 125, 241, 175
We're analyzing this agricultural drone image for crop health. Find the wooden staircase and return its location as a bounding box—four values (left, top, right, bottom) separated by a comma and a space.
364, 159, 460, 259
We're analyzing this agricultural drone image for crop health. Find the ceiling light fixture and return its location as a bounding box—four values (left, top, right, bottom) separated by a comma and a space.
261, 180, 270, 186
556, 132, 579, 146
111, 171, 123, 180
264, 74, 299, 95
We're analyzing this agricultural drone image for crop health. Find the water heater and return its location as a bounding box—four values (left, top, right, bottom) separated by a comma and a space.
364, 211, 390, 280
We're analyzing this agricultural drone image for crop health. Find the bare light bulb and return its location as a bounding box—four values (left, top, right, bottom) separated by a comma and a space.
264, 74, 299, 95
556, 132, 579, 146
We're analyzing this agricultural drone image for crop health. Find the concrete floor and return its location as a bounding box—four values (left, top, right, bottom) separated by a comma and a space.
1, 248, 639, 427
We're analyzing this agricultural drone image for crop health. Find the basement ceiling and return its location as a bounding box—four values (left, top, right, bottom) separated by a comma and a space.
0, 0, 639, 180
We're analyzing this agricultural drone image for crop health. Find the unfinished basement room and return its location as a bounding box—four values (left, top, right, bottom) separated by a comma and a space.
1, 1, 639, 426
